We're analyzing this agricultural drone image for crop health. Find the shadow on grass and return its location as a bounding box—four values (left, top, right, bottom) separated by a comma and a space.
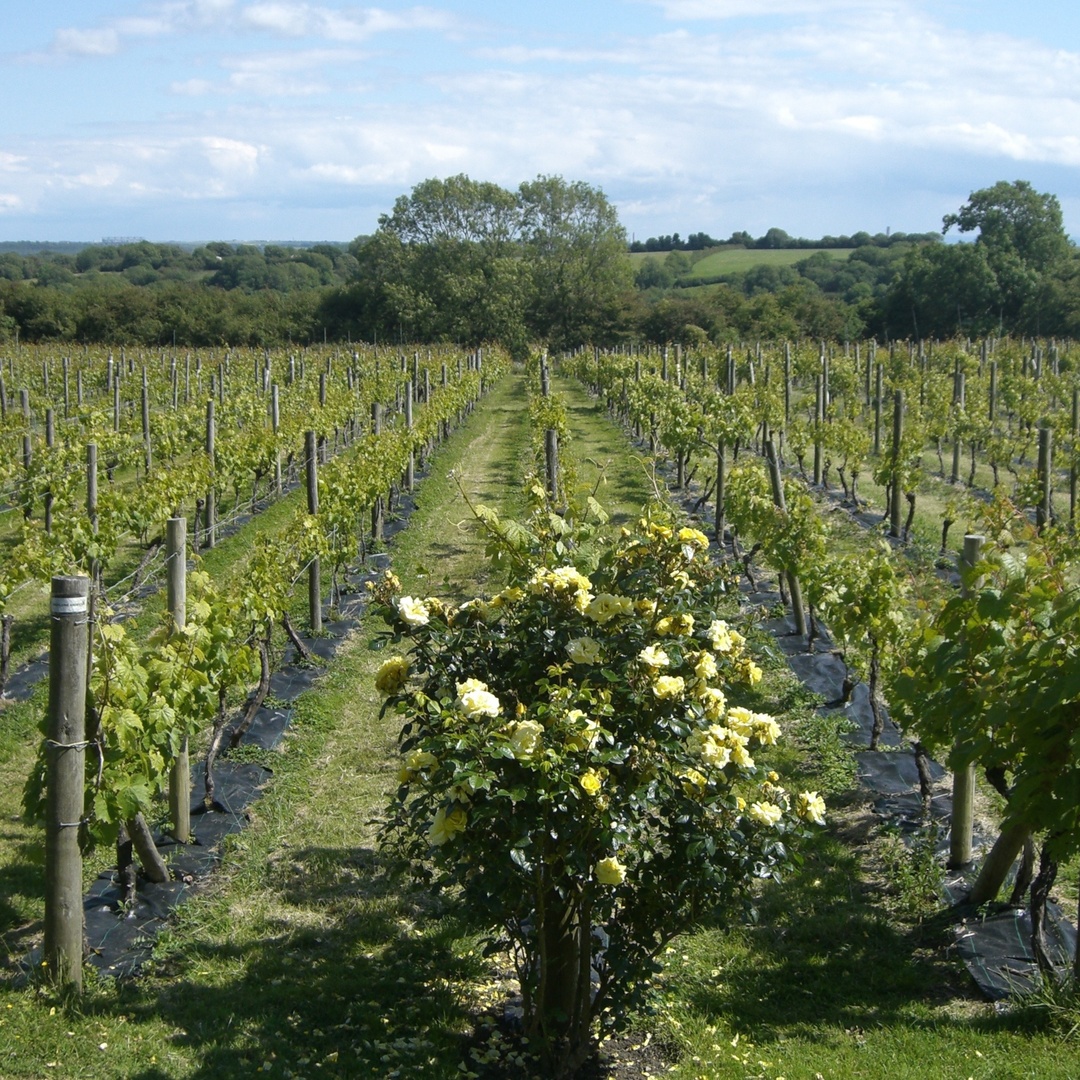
0, 827, 44, 960
91, 844, 487, 1079
676, 831, 973, 1043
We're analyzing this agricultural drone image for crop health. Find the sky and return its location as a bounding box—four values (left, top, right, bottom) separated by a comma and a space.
2, 0, 1079, 244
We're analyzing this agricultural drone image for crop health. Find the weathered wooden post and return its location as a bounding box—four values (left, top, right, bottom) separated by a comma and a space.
271, 384, 282, 495
404, 379, 415, 492
948, 534, 983, 869
889, 389, 904, 539
305, 431, 322, 634
765, 437, 807, 637
205, 399, 216, 548
167, 518, 190, 843
371, 403, 384, 542
44, 574, 90, 994
1037, 426, 1052, 531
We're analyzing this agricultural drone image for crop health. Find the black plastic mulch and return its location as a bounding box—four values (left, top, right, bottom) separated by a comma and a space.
733, 546, 1077, 1003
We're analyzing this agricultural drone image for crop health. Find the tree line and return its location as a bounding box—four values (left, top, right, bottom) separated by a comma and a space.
629, 227, 939, 253
0, 178, 1076, 349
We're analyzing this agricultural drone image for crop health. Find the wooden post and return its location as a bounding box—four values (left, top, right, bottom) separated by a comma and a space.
86, 444, 98, 586
371, 403, 384, 542
714, 441, 726, 543
765, 437, 807, 637
783, 342, 791, 424
63, 357, 70, 419
812, 374, 824, 485
1070, 389, 1078, 524
404, 380, 415, 491
44, 409, 55, 534
44, 575, 90, 994
113, 381, 121, 434
545, 428, 560, 501
951, 371, 964, 484
988, 360, 997, 423
305, 431, 322, 634
205, 399, 216, 548
889, 389, 904, 539
949, 534, 983, 869
272, 384, 282, 495
1037, 426, 1052, 530
166, 518, 190, 843
141, 368, 152, 476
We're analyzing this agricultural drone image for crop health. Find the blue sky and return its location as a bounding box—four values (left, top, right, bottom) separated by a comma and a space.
2, 1, 1079, 243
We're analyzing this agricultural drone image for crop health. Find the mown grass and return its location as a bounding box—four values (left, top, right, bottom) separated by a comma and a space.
626, 248, 855, 275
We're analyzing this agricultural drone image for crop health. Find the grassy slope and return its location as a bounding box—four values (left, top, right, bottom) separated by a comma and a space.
627, 247, 854, 275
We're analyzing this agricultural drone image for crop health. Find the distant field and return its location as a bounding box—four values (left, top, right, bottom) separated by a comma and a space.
628, 246, 855, 277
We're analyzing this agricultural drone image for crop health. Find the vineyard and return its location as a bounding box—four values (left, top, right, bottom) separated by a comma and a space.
1, 337, 1079, 1078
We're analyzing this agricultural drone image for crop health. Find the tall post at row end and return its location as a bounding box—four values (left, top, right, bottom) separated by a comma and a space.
44, 575, 90, 994
167, 518, 190, 843
948, 534, 983, 870
305, 431, 322, 635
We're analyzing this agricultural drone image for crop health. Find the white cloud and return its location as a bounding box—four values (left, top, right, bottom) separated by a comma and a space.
38, 0, 455, 62
200, 136, 262, 175
239, 2, 456, 41
647, 0, 884, 17
171, 78, 216, 95
0, 193, 22, 211
52, 27, 121, 56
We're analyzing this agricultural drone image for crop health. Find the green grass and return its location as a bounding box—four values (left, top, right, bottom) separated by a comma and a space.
627, 247, 854, 276
686, 247, 854, 279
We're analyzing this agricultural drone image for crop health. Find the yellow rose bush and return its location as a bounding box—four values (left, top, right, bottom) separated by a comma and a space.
373, 502, 822, 1075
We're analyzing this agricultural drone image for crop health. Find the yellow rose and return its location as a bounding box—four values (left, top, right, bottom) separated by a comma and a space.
399, 748, 438, 784
678, 527, 710, 549
580, 769, 603, 797
428, 804, 468, 845
698, 686, 727, 720
457, 678, 501, 719
748, 801, 783, 827
652, 675, 685, 700
595, 855, 626, 886
396, 595, 430, 627
797, 791, 826, 826
694, 651, 718, 682
566, 710, 601, 751
707, 619, 734, 653
752, 714, 781, 745
681, 768, 708, 798
638, 645, 670, 669
566, 636, 602, 665
508, 719, 544, 760
374, 655, 410, 696
726, 706, 754, 735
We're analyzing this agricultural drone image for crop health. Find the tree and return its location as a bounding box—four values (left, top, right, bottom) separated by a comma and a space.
348, 175, 529, 350
881, 242, 1000, 338
518, 175, 632, 350
942, 180, 1072, 329
943, 180, 1070, 273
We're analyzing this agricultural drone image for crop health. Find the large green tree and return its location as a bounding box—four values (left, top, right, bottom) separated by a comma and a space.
346, 175, 529, 349
518, 175, 632, 350
942, 179, 1072, 330
340, 174, 630, 352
